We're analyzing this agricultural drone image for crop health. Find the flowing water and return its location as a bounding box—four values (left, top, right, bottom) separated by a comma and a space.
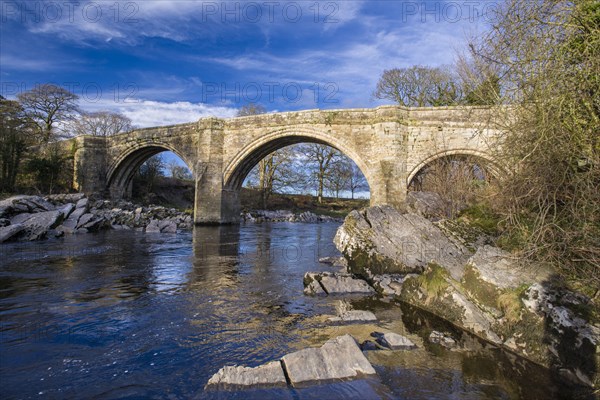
0, 223, 590, 399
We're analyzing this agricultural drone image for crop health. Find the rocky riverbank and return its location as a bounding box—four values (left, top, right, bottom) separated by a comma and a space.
0, 194, 193, 243
327, 205, 599, 388
0, 194, 346, 243
241, 209, 343, 223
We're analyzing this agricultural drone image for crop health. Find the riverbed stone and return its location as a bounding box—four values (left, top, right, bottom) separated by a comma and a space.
371, 274, 416, 296
10, 213, 33, 225
303, 273, 326, 295
281, 334, 376, 385
320, 273, 375, 294
429, 331, 457, 349
75, 197, 89, 210
206, 361, 287, 387
159, 220, 177, 233
19, 209, 65, 240
304, 271, 375, 295
329, 310, 377, 323
372, 332, 417, 350
328, 300, 378, 322
0, 224, 25, 243
60, 206, 87, 230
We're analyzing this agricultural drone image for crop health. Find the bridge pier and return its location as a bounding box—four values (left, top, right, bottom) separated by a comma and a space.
193, 162, 240, 225
72, 136, 109, 195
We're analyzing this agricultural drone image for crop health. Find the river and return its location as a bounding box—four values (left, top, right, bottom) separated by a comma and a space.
0, 223, 585, 399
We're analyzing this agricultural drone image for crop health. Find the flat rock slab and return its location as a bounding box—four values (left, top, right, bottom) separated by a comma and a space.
320, 273, 375, 294
206, 361, 287, 388
282, 334, 376, 385
372, 332, 416, 350
304, 272, 374, 295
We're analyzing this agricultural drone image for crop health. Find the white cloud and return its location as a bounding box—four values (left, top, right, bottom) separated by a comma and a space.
81, 98, 238, 128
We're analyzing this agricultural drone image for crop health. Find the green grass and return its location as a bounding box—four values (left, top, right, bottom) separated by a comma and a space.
240, 188, 369, 217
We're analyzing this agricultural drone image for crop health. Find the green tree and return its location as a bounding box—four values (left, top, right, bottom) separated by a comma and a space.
0, 96, 34, 192
137, 154, 165, 193
25, 145, 71, 194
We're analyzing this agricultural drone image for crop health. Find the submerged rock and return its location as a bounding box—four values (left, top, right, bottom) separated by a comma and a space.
372, 331, 417, 350
429, 331, 457, 349
206, 335, 376, 390
281, 334, 376, 385
328, 300, 377, 322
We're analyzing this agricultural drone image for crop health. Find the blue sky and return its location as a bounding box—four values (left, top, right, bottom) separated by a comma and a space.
0, 0, 496, 128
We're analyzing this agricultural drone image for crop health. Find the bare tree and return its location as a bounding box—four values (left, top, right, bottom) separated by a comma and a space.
373, 65, 463, 107
167, 159, 192, 180
346, 163, 369, 199
69, 111, 132, 137
299, 144, 343, 203
409, 155, 491, 217
237, 103, 267, 116
17, 84, 80, 143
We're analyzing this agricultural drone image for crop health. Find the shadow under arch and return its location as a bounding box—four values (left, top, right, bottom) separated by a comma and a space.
406, 149, 503, 188
223, 127, 372, 192
106, 143, 194, 199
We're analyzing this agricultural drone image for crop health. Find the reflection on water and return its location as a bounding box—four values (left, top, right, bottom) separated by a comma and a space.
0, 224, 590, 399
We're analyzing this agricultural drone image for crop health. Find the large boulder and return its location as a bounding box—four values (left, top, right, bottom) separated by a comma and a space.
406, 191, 449, 220
19, 209, 65, 240
334, 206, 468, 280
281, 334, 376, 385
335, 205, 600, 387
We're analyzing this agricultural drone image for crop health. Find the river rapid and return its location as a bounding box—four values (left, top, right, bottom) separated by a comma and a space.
0, 223, 585, 399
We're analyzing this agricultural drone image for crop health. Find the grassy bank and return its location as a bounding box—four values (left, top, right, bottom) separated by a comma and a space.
240, 189, 369, 218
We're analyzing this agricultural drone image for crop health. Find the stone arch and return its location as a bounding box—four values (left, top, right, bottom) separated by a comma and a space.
106, 141, 194, 199
223, 127, 372, 192
406, 149, 501, 188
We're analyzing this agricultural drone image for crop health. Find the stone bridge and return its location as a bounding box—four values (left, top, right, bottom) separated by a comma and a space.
68, 105, 501, 224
